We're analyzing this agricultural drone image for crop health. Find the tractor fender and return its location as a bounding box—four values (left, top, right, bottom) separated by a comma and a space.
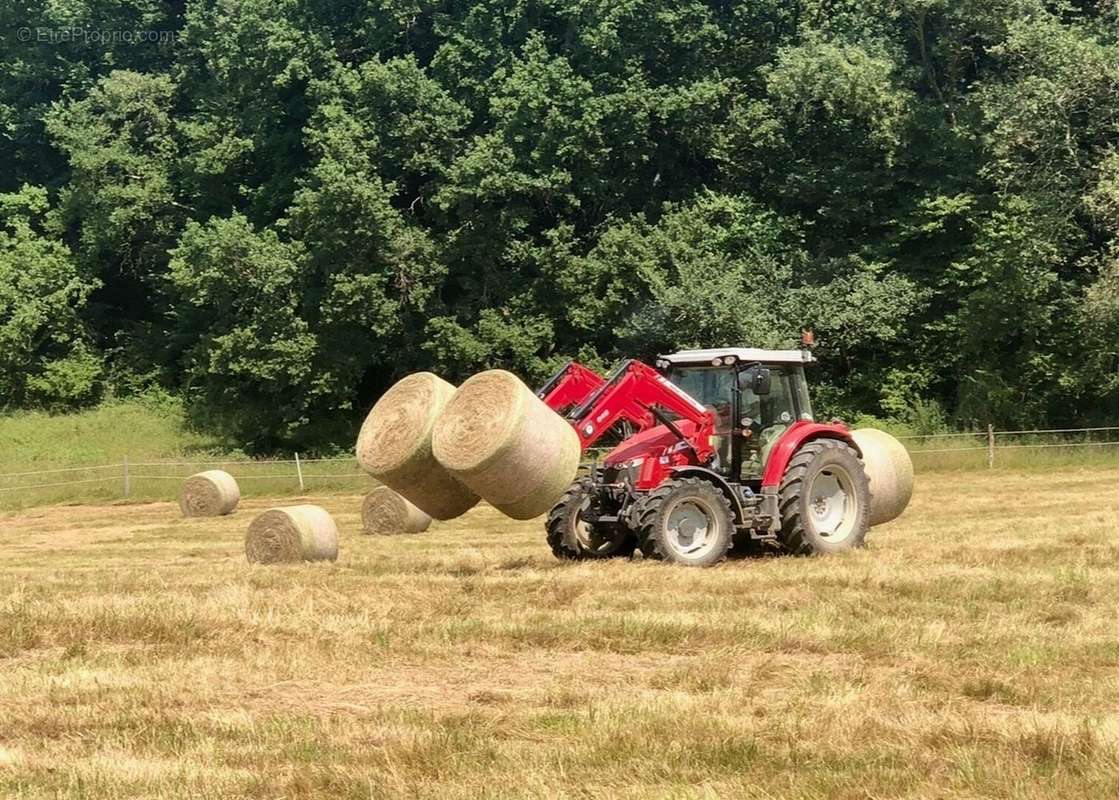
760, 421, 860, 489
669, 466, 748, 526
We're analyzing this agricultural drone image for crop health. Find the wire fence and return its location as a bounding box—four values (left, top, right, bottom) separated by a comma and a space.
887, 424, 1119, 473
4, 425, 1119, 507
0, 454, 372, 508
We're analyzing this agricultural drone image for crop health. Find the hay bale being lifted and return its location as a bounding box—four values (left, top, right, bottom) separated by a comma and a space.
432, 369, 582, 520
179, 470, 240, 517
362, 486, 432, 535
851, 428, 915, 526
356, 372, 479, 520
245, 505, 339, 564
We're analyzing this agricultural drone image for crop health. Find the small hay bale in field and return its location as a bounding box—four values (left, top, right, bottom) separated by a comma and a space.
432, 369, 581, 520
179, 470, 240, 517
362, 486, 432, 535
356, 372, 479, 520
245, 505, 339, 564
852, 428, 914, 526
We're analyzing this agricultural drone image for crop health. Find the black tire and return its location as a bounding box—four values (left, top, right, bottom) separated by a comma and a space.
545, 479, 637, 560
630, 493, 662, 560
633, 477, 734, 567
777, 438, 870, 556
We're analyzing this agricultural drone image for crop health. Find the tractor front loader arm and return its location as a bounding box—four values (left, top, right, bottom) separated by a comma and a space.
538, 361, 655, 432
565, 360, 716, 462
537, 361, 607, 413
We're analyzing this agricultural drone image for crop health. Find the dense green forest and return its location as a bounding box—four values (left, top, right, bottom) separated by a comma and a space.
2, 1, 1119, 450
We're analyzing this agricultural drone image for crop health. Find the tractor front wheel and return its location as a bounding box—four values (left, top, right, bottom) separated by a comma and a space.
546, 479, 637, 560
635, 477, 734, 567
777, 439, 870, 555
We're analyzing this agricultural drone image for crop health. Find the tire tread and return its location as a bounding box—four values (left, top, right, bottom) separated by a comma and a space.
777, 438, 869, 556
634, 477, 734, 567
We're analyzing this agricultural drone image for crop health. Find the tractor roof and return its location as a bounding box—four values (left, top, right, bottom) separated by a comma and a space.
659, 347, 815, 366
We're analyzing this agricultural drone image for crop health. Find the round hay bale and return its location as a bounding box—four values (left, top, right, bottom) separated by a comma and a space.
432, 369, 582, 520
179, 470, 240, 517
356, 372, 479, 520
245, 505, 339, 564
851, 428, 914, 526
362, 486, 432, 535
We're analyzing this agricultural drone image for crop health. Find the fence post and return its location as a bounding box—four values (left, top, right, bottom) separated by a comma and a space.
987, 424, 995, 470
295, 453, 305, 492
123, 455, 131, 498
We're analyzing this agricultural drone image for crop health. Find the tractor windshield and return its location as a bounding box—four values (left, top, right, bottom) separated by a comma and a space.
665, 366, 735, 474
664, 365, 813, 428
665, 367, 735, 433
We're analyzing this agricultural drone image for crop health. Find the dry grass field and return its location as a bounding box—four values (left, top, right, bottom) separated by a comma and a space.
2, 468, 1119, 799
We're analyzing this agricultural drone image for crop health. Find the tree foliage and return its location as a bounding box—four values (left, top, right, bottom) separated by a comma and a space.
0, 187, 101, 409
3, 0, 1119, 446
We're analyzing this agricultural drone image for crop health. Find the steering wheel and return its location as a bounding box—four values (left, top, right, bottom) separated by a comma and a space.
740, 416, 764, 437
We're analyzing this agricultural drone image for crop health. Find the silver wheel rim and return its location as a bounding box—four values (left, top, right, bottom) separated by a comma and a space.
573, 496, 593, 547
808, 465, 858, 542
663, 498, 721, 561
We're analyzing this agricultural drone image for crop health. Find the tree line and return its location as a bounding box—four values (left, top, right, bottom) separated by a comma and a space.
2, 0, 1118, 450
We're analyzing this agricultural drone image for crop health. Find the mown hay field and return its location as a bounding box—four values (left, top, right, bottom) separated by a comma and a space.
1, 468, 1118, 799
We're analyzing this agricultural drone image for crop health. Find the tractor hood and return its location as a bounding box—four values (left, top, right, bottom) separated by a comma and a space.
602, 419, 702, 467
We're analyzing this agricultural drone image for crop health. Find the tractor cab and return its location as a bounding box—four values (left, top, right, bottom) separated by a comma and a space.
655, 347, 815, 480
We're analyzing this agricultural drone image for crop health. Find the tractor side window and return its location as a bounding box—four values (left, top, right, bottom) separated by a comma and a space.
741, 366, 812, 480
759, 369, 798, 428
753, 368, 804, 475
793, 367, 813, 420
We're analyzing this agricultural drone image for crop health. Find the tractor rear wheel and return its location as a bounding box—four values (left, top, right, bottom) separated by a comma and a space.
546, 478, 636, 560
777, 438, 870, 555
635, 477, 734, 567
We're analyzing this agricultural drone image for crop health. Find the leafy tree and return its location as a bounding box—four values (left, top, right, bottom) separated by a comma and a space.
285, 63, 455, 407
718, 33, 912, 229
167, 214, 317, 448
3, 0, 1119, 444
177, 0, 330, 224
46, 68, 185, 374
0, 0, 184, 192
0, 186, 101, 409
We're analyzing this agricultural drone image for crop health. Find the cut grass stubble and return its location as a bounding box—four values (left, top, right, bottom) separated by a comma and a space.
2, 468, 1119, 798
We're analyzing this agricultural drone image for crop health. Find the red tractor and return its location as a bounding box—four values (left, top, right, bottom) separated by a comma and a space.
541, 347, 871, 567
